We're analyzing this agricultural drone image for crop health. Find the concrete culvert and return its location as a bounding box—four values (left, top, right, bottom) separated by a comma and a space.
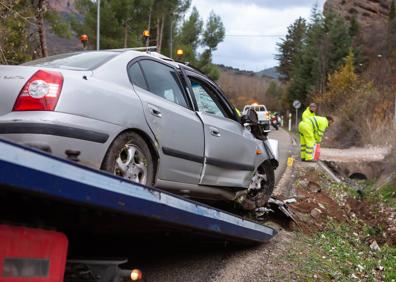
349, 172, 368, 180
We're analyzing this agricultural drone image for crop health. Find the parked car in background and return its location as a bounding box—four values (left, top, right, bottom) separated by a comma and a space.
0, 50, 278, 209
242, 104, 271, 132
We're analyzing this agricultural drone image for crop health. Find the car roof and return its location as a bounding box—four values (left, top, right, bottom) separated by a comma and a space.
110, 48, 207, 75
108, 48, 178, 66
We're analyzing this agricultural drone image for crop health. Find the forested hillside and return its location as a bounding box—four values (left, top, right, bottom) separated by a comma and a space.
276, 2, 396, 148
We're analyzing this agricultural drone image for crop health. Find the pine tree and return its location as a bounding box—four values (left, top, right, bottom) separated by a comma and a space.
202, 11, 225, 51
287, 7, 323, 105
275, 17, 307, 81
285, 7, 353, 106
175, 6, 202, 63
197, 11, 225, 80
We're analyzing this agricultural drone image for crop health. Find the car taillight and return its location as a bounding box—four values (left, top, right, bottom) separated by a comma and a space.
13, 70, 63, 111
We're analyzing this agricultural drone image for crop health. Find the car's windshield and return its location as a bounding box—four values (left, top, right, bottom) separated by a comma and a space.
22, 51, 119, 70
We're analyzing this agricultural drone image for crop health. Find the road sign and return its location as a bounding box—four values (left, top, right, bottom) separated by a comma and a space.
293, 100, 301, 109
293, 100, 301, 131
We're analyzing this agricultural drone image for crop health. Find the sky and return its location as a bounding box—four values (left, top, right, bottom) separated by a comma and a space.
191, 0, 326, 72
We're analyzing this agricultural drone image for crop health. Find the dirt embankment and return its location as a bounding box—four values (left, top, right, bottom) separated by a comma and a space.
288, 162, 396, 245
142, 155, 396, 282
213, 157, 396, 281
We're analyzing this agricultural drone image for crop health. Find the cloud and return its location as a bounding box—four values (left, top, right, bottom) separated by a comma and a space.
192, 0, 324, 70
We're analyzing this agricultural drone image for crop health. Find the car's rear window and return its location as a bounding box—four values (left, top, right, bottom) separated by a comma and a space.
22, 51, 119, 70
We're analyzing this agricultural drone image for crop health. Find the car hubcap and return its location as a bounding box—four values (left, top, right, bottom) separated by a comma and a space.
115, 145, 147, 184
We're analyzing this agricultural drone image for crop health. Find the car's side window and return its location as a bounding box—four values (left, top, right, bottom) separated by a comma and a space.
128, 62, 148, 91
139, 60, 188, 108
189, 77, 226, 118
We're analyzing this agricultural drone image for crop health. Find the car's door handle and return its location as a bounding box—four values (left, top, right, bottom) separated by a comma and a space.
149, 106, 162, 118
209, 127, 221, 137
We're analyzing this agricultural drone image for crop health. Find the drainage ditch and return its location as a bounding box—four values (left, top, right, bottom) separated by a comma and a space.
323, 160, 385, 181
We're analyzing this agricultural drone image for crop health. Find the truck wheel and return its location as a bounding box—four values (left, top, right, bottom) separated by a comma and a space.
248, 161, 275, 207
102, 132, 154, 186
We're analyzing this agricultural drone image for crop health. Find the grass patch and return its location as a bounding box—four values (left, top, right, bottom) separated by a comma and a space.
358, 182, 396, 208
289, 221, 396, 281
372, 184, 396, 207
328, 180, 396, 208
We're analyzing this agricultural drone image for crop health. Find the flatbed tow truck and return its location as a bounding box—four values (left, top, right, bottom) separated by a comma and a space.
0, 139, 277, 281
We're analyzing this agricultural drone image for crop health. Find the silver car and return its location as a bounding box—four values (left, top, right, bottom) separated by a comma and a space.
0, 50, 278, 209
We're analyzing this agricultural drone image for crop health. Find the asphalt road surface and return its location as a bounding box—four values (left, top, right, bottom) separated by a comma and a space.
134, 128, 293, 282
270, 128, 292, 184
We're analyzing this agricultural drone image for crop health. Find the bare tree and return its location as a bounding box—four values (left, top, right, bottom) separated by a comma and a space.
36, 0, 48, 57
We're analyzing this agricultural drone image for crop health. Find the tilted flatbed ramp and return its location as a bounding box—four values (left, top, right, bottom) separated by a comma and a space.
0, 139, 276, 254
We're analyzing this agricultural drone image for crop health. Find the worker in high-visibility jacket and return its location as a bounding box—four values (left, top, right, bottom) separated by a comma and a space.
299, 115, 333, 161
302, 103, 317, 122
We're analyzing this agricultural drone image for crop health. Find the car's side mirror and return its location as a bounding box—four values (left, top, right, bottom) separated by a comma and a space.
241, 108, 258, 125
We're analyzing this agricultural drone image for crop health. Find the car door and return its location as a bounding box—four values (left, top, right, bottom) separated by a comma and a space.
186, 73, 257, 188
127, 59, 204, 184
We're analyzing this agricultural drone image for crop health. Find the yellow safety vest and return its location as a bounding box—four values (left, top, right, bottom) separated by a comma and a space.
307, 116, 328, 143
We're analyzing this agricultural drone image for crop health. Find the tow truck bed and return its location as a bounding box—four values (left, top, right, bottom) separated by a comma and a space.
0, 138, 276, 257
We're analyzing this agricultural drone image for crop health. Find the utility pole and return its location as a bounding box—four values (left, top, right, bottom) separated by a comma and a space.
169, 20, 173, 58
146, 7, 152, 49
96, 0, 100, 50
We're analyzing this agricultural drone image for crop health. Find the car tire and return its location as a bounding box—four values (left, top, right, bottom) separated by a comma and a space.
248, 161, 275, 207
102, 132, 154, 186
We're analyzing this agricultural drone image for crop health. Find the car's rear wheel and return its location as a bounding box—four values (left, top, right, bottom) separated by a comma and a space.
102, 132, 154, 186
247, 161, 275, 207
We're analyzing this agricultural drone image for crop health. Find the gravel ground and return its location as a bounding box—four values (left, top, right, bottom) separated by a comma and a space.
141, 229, 297, 282
209, 230, 297, 282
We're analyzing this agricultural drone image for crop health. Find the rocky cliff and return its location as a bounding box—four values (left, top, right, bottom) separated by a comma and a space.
47, 0, 81, 55
48, 0, 77, 14
324, 0, 394, 67
324, 0, 391, 27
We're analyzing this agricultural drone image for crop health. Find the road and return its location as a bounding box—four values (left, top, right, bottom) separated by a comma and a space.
270, 128, 292, 184
137, 128, 293, 282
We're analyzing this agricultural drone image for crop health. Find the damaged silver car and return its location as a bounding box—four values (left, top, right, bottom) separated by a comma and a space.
0, 50, 278, 209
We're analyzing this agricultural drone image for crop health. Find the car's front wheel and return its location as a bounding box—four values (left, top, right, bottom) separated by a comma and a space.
102, 132, 154, 186
247, 161, 275, 207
